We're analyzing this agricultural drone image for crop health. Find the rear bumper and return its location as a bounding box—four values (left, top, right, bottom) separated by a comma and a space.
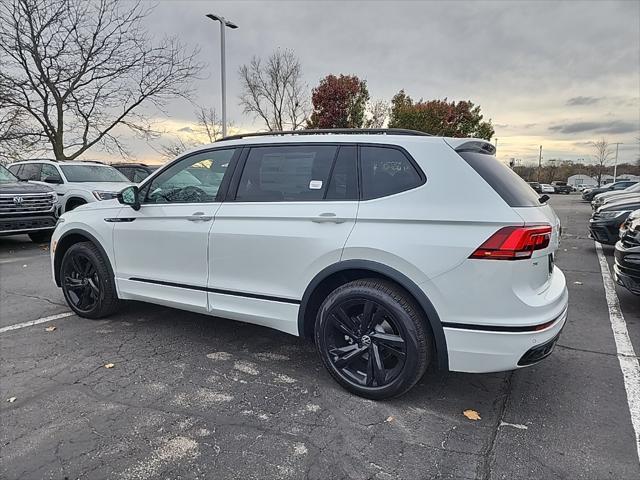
444, 301, 568, 373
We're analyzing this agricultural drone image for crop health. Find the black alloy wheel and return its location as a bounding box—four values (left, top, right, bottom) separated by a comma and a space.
60, 242, 120, 318
315, 279, 431, 399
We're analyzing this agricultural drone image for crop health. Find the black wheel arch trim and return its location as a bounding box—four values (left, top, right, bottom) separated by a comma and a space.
298, 260, 449, 371
54, 229, 115, 287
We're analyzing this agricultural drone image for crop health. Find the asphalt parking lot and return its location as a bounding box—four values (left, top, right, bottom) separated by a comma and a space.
1, 194, 639, 480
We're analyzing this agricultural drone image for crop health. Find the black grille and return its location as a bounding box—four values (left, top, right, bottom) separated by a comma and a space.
0, 216, 56, 232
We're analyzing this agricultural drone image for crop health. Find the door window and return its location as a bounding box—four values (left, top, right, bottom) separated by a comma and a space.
19, 163, 42, 181
40, 164, 63, 182
143, 149, 235, 204
235, 145, 338, 202
325, 146, 358, 201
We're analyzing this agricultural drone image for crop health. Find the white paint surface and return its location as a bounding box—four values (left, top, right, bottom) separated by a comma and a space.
595, 241, 640, 462
0, 312, 74, 334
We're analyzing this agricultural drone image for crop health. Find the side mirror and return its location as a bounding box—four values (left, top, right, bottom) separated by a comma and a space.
117, 185, 141, 211
43, 175, 62, 184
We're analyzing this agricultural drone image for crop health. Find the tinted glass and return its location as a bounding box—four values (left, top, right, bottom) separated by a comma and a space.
236, 145, 337, 202
133, 168, 150, 183
115, 167, 134, 180
40, 163, 62, 182
459, 151, 541, 207
325, 146, 357, 200
144, 149, 235, 204
7, 164, 21, 178
60, 165, 129, 182
20, 163, 42, 181
360, 146, 423, 200
0, 165, 18, 183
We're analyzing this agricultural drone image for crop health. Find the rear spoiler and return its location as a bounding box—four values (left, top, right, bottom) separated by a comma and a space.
444, 138, 496, 155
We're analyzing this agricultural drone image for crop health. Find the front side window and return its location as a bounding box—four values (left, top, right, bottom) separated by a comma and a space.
19, 163, 42, 181
360, 146, 423, 200
236, 145, 338, 202
143, 149, 235, 204
60, 165, 129, 182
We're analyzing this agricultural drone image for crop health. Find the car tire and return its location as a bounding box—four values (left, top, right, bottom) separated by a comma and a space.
315, 279, 431, 400
28, 231, 52, 243
60, 242, 120, 319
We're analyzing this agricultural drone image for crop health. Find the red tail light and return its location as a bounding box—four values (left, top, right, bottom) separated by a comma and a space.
470, 225, 552, 260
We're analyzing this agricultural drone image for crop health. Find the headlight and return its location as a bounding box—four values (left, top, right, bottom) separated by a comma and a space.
49, 191, 58, 202
92, 190, 118, 200
598, 210, 631, 219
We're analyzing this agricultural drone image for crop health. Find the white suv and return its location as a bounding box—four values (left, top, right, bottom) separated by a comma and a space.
50, 129, 568, 399
8, 159, 133, 213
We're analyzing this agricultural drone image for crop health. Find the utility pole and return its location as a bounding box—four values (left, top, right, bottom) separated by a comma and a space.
494, 137, 498, 153
612, 143, 623, 182
537, 145, 542, 183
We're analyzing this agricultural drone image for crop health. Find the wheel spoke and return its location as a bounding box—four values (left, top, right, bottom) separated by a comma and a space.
87, 278, 100, 296
64, 276, 83, 289
361, 301, 375, 332
71, 256, 83, 274
370, 332, 405, 348
331, 312, 357, 339
83, 260, 93, 276
379, 343, 406, 360
366, 349, 374, 386
371, 343, 386, 385
331, 344, 368, 368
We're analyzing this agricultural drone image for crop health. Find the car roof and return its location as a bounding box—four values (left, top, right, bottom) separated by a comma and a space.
10, 159, 111, 166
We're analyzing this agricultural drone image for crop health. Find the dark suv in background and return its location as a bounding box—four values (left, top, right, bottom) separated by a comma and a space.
551, 181, 572, 194
111, 163, 158, 183
0, 164, 58, 243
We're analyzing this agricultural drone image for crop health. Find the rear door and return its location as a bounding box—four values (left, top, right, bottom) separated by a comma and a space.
208, 144, 358, 335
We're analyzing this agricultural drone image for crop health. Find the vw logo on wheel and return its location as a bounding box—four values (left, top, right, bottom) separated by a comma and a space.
13, 196, 23, 205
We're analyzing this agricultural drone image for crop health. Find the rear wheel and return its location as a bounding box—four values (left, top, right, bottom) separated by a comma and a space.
28, 230, 52, 243
60, 242, 120, 318
315, 279, 431, 399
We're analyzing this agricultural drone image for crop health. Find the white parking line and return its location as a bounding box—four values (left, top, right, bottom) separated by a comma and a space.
0, 312, 75, 334
595, 241, 640, 461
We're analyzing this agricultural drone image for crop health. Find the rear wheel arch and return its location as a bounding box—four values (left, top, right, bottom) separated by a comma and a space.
54, 229, 114, 287
298, 260, 449, 370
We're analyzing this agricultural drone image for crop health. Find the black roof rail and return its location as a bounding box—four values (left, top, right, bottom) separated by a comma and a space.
217, 128, 432, 142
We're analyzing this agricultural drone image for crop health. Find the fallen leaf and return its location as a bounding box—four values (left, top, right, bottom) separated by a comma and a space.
463, 409, 481, 421
7, 397, 16, 403
45, 325, 56, 332
573, 281, 583, 285
385, 416, 395, 423
104, 363, 115, 369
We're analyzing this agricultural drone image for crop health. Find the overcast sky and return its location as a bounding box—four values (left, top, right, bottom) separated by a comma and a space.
101, 0, 640, 165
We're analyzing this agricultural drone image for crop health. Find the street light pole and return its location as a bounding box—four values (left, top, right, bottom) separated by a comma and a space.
206, 13, 238, 138
612, 142, 623, 182
538, 145, 542, 183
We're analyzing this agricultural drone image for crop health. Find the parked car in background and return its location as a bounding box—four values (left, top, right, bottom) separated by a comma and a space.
111, 163, 159, 183
541, 184, 555, 194
589, 196, 640, 245
527, 181, 542, 194
551, 181, 572, 194
592, 183, 640, 210
0, 164, 58, 243
50, 129, 567, 400
8, 160, 133, 213
614, 209, 640, 295
582, 181, 638, 202
575, 184, 593, 192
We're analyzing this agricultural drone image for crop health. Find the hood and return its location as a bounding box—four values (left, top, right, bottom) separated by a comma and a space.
602, 192, 640, 206
0, 180, 56, 194
600, 197, 640, 212
73, 198, 121, 212
70, 181, 133, 192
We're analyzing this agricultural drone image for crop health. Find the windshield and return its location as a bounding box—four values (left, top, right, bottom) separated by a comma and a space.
0, 165, 18, 183
624, 183, 640, 192
60, 165, 129, 182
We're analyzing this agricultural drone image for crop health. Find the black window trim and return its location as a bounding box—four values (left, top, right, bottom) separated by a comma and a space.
224, 141, 426, 203
138, 146, 242, 205
357, 143, 426, 201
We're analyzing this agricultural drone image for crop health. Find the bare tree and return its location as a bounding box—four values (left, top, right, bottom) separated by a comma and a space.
158, 106, 224, 160
0, 0, 203, 161
364, 99, 389, 129
238, 49, 308, 131
590, 139, 613, 186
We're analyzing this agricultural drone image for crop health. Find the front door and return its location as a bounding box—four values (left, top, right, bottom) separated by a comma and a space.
209, 144, 359, 335
113, 148, 238, 312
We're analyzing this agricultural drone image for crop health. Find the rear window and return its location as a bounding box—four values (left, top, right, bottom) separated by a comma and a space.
459, 151, 541, 207
60, 165, 129, 182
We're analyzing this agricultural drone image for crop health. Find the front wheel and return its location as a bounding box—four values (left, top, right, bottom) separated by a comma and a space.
60, 242, 120, 318
315, 279, 431, 400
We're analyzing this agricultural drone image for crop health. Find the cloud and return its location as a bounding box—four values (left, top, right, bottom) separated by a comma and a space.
566, 96, 602, 106
549, 120, 638, 135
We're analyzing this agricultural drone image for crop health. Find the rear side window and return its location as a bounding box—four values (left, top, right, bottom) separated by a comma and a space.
459, 151, 541, 207
7, 164, 21, 177
236, 145, 338, 202
325, 146, 357, 201
360, 146, 423, 200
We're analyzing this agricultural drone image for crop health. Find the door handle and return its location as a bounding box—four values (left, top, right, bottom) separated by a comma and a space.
311, 212, 345, 224
187, 212, 213, 222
